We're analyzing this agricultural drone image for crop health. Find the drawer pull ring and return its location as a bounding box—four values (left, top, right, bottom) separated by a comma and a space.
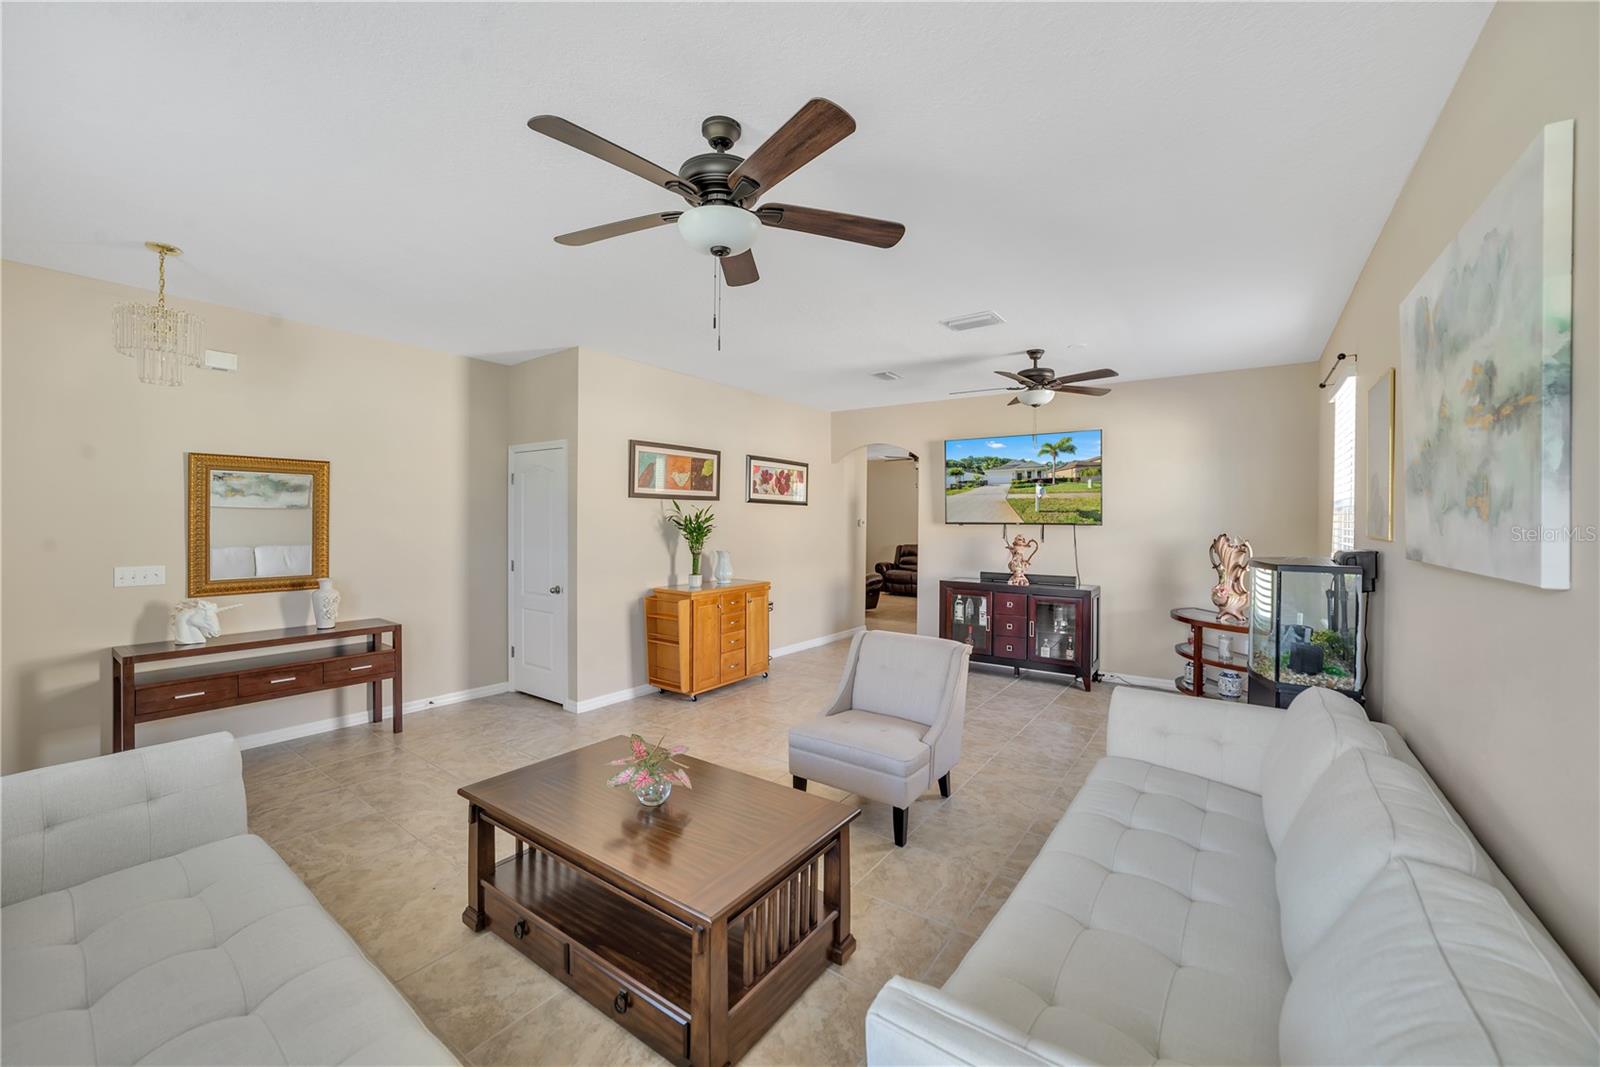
512, 919, 528, 940
348, 664, 374, 672
173, 691, 206, 700
612, 989, 631, 1015
268, 676, 296, 685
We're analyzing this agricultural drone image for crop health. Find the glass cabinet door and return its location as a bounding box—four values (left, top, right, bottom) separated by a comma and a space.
947, 590, 992, 654
1031, 597, 1078, 664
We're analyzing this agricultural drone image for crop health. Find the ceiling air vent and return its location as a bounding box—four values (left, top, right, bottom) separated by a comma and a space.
939, 310, 1005, 332
871, 371, 902, 381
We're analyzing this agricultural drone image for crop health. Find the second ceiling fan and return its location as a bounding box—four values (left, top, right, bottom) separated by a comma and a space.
949, 349, 1120, 407
528, 98, 905, 287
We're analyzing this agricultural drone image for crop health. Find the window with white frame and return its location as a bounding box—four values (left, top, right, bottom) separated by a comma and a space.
1330, 375, 1356, 553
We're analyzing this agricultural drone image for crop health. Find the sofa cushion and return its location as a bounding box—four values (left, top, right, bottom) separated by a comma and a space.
943, 756, 1288, 1065
1275, 748, 1486, 973
1280, 860, 1600, 1066
1, 833, 453, 1066
1259, 687, 1388, 849
850, 631, 964, 729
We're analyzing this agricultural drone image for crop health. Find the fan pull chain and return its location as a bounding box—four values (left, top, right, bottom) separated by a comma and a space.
711, 257, 723, 352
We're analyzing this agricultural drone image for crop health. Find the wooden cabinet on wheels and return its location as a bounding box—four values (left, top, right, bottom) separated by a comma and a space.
645, 580, 772, 700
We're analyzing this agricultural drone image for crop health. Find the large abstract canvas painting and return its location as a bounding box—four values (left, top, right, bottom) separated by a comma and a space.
1400, 120, 1574, 589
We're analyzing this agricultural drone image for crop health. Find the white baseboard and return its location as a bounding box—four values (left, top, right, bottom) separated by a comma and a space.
772, 626, 862, 658
232, 681, 511, 751
562, 627, 863, 715
1100, 671, 1178, 691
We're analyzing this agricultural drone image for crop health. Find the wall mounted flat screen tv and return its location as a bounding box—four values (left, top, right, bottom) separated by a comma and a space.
944, 430, 1103, 525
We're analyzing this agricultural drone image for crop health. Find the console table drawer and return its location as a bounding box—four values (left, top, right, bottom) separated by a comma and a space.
569, 947, 688, 1061
995, 616, 1025, 638
322, 652, 395, 684
238, 664, 322, 698
994, 591, 1028, 616
137, 676, 238, 717
994, 636, 1027, 660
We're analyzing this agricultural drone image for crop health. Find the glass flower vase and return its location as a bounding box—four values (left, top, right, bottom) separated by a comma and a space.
633, 779, 672, 807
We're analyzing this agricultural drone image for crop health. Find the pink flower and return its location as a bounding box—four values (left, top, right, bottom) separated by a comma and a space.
607, 769, 634, 787
671, 768, 693, 789
633, 771, 655, 788
630, 737, 649, 761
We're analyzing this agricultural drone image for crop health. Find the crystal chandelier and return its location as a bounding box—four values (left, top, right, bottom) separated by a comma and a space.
113, 242, 204, 386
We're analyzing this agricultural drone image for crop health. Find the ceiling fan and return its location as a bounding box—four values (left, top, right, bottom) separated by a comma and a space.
949, 349, 1119, 407
526, 98, 904, 286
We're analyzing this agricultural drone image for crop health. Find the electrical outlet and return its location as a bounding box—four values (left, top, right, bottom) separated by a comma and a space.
114, 565, 166, 588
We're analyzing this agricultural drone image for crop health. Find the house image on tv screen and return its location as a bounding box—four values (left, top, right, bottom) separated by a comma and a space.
944, 431, 1103, 525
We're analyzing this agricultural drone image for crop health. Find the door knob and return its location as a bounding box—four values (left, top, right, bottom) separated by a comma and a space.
549, 585, 562, 594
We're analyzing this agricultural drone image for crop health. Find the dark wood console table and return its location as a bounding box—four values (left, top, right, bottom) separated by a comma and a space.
111, 618, 402, 751
939, 578, 1100, 690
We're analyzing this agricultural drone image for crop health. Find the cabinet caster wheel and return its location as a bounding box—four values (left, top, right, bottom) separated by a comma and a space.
762, 671, 769, 678
689, 694, 698, 702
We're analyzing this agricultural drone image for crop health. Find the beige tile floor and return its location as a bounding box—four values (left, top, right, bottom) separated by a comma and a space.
242, 640, 1111, 1066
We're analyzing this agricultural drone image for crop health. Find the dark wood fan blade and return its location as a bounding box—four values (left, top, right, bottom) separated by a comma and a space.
727, 99, 855, 202
527, 115, 700, 203
994, 370, 1035, 386
948, 386, 1016, 395
554, 212, 681, 247
1052, 385, 1112, 396
1045, 368, 1119, 387
721, 250, 759, 286
757, 204, 904, 248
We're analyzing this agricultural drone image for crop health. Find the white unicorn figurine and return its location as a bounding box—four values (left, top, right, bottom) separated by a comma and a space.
170, 599, 239, 645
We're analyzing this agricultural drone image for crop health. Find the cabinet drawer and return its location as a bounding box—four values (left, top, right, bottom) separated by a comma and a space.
717, 592, 744, 611
136, 676, 238, 717
569, 948, 688, 1061
994, 592, 1028, 616
720, 650, 746, 678
238, 664, 322, 699
322, 652, 395, 684
720, 610, 745, 633
994, 637, 1026, 660
995, 616, 1025, 638
482, 884, 567, 974
721, 631, 746, 652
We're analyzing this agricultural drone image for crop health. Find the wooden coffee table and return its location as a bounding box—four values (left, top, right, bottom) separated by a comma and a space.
459, 737, 860, 1067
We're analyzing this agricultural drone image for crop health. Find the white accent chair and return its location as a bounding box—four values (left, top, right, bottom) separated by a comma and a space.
865, 685, 1600, 1065
787, 630, 970, 846
1, 733, 455, 1065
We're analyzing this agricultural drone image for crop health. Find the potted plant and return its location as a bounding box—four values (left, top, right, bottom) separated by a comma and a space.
669, 502, 715, 588
607, 734, 692, 807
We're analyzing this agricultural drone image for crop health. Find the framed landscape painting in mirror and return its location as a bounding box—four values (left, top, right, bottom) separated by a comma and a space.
187, 452, 329, 595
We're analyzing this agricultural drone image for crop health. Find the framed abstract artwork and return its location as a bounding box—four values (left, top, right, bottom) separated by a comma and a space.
629, 440, 720, 500
1366, 369, 1394, 542
1400, 119, 1573, 589
746, 455, 808, 505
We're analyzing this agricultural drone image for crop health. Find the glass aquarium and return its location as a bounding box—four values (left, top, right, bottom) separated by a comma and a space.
1247, 557, 1364, 707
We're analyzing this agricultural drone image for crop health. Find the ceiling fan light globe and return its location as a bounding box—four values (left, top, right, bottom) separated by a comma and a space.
677, 205, 759, 256
1020, 388, 1056, 407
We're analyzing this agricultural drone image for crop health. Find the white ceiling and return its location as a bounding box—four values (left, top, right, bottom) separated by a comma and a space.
1, 3, 1489, 411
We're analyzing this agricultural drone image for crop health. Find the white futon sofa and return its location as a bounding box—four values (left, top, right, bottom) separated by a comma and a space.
1, 733, 454, 1065
867, 686, 1600, 1065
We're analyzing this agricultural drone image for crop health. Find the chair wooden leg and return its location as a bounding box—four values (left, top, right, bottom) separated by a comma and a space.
792, 776, 807, 791
939, 773, 952, 798
893, 807, 908, 847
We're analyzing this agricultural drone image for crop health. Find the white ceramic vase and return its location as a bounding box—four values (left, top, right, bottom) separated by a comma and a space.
713, 550, 734, 585
312, 578, 341, 630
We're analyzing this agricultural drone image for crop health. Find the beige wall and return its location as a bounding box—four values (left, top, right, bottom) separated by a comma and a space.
866, 459, 919, 570
571, 348, 860, 703
1, 261, 510, 771
1312, 1, 1599, 983
834, 362, 1321, 679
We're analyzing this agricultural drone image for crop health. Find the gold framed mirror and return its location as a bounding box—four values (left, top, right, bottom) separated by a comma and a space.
187, 452, 329, 596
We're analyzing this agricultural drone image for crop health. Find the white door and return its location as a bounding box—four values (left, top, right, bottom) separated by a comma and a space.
509, 443, 568, 703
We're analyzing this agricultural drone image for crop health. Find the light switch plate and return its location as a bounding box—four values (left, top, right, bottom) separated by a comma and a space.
114, 565, 166, 587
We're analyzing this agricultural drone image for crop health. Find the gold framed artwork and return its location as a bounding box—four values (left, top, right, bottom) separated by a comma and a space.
187, 452, 330, 595
1366, 369, 1395, 542
628, 440, 720, 500
746, 455, 809, 505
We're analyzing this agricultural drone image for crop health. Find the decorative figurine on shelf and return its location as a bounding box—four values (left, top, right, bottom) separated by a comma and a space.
170, 599, 238, 645
312, 578, 341, 630
1208, 533, 1253, 624
1003, 533, 1040, 586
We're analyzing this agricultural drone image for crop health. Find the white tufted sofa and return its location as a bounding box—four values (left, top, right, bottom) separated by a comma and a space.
0, 732, 454, 1066
866, 686, 1600, 1066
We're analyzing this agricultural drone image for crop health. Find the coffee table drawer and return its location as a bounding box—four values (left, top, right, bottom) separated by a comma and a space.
570, 948, 688, 1061
322, 652, 394, 684
238, 664, 321, 698
482, 885, 566, 974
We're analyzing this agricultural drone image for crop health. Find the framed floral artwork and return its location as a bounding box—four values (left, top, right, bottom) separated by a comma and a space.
629, 440, 720, 500
747, 455, 808, 505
